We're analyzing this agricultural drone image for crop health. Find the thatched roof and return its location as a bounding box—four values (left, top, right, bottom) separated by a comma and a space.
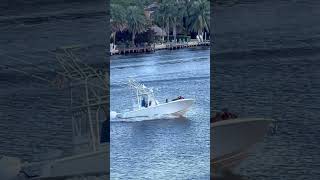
145, 2, 159, 11
151, 25, 166, 36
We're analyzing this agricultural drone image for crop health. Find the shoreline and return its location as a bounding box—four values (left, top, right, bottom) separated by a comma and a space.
110, 41, 210, 56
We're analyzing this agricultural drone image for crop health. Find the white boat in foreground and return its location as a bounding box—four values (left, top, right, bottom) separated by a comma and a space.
117, 79, 194, 119
211, 117, 274, 170
0, 50, 109, 179
38, 144, 108, 179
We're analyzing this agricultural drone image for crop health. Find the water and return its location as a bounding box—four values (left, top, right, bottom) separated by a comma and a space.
213, 0, 320, 179
0, 1, 107, 178
110, 47, 210, 179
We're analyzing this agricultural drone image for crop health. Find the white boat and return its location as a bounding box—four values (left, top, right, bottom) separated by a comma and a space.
211, 117, 274, 170
39, 145, 108, 179
117, 79, 194, 119
0, 49, 109, 179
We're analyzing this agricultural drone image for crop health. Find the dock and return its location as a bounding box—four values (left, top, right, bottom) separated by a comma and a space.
163, 41, 210, 50
116, 46, 155, 55
110, 40, 210, 55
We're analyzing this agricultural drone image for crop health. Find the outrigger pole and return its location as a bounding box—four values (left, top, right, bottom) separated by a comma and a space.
1, 47, 109, 152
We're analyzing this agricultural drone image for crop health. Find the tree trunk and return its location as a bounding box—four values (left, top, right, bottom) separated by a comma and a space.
198, 30, 203, 42
162, 17, 165, 43
161, 27, 165, 43
132, 31, 136, 46
201, 31, 204, 42
173, 18, 177, 43
166, 19, 170, 42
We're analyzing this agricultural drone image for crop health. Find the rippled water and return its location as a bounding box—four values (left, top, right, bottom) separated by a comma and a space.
213, 0, 320, 179
110, 48, 210, 179
0, 1, 107, 178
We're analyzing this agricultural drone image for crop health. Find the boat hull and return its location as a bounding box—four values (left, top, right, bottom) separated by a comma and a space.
118, 99, 194, 119
211, 118, 273, 170
40, 144, 109, 178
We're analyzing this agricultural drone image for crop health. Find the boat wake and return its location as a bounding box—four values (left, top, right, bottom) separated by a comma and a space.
110, 111, 118, 119
110, 112, 180, 122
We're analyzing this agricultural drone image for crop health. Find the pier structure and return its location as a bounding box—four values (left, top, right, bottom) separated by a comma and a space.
110, 40, 210, 55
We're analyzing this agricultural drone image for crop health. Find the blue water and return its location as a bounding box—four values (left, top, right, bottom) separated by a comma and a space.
0, 0, 107, 176
213, 0, 320, 179
110, 47, 210, 179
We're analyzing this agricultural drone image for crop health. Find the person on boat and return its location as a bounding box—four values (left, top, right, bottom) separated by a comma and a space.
221, 108, 230, 120
141, 98, 146, 107
221, 108, 237, 120
172, 96, 184, 101
211, 112, 222, 122
230, 112, 238, 119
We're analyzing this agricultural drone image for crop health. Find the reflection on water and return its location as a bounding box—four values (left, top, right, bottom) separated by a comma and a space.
110, 47, 210, 179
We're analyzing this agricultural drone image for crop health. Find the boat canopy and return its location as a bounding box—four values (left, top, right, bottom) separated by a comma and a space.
128, 79, 158, 109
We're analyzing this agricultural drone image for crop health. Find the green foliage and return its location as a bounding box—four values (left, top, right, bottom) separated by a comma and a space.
126, 5, 147, 45
187, 0, 210, 34
110, 0, 210, 45
110, 3, 127, 32
136, 29, 156, 44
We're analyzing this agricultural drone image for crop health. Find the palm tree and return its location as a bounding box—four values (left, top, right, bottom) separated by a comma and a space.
155, 0, 171, 42
170, 0, 186, 42
154, 11, 166, 42
111, 3, 127, 45
126, 6, 147, 46
154, 1, 170, 42
156, 0, 189, 43
187, 0, 210, 40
